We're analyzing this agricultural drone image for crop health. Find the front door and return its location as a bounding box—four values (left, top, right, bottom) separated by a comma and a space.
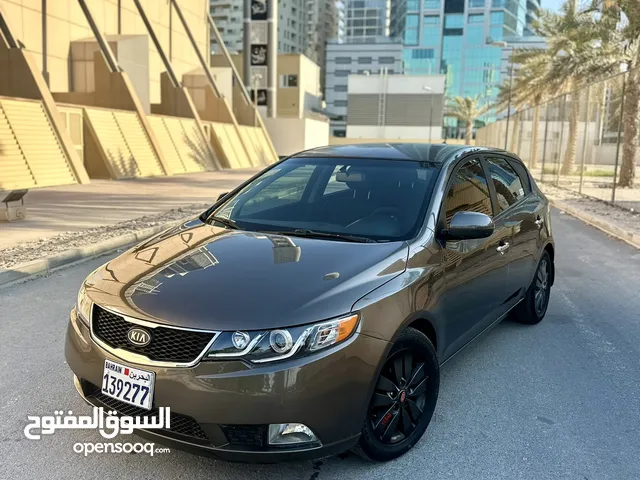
439, 157, 511, 359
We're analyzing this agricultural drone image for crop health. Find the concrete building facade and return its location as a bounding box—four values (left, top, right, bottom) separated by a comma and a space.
210, 0, 306, 54
346, 73, 445, 140
0, 0, 279, 193
210, 52, 323, 118
2, 0, 210, 105
325, 38, 403, 136
400, 0, 539, 126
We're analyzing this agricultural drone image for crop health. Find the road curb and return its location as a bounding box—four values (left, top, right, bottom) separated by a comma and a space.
0, 223, 175, 290
550, 199, 640, 250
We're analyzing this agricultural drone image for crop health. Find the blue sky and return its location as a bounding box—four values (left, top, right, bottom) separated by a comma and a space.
544, 0, 565, 12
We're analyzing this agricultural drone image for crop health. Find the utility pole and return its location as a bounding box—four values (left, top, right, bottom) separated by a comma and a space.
267, 0, 277, 118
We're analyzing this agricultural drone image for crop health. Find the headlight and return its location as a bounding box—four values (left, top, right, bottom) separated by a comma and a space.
206, 313, 359, 363
76, 284, 92, 324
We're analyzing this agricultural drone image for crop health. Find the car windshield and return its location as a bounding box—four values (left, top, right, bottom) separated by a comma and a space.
208, 157, 440, 242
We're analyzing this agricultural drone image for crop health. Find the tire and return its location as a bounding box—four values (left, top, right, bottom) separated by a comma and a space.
512, 250, 552, 325
353, 327, 439, 462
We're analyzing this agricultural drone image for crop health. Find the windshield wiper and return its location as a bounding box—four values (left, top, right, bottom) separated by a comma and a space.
268, 229, 377, 243
206, 215, 240, 230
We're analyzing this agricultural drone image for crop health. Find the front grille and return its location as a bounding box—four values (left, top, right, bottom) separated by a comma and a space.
92, 305, 215, 363
85, 383, 210, 443
220, 425, 267, 447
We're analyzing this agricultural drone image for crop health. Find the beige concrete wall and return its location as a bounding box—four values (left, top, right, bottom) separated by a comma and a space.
0, 0, 209, 104
210, 53, 322, 119
329, 137, 472, 146
264, 117, 329, 156
183, 67, 233, 114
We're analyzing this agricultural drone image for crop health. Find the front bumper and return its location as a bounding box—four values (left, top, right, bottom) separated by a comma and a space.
65, 308, 388, 462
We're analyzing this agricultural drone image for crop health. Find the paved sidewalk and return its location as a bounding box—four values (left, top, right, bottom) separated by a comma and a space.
0, 169, 260, 250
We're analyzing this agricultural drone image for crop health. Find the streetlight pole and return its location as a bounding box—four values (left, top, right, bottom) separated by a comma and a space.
504, 63, 514, 149
243, 0, 251, 91
423, 85, 433, 142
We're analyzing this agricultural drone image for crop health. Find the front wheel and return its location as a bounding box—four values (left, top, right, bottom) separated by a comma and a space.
512, 250, 552, 325
354, 327, 439, 462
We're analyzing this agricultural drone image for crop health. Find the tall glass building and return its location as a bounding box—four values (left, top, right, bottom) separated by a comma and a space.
401, 0, 538, 124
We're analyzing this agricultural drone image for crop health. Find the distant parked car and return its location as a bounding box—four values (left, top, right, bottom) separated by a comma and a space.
66, 144, 555, 462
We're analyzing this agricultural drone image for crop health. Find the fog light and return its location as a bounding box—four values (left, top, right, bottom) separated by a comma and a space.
268, 423, 318, 446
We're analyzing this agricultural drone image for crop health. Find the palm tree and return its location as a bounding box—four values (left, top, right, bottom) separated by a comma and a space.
595, 0, 640, 188
508, 0, 630, 177
500, 48, 554, 168
533, 2, 595, 175
445, 96, 489, 145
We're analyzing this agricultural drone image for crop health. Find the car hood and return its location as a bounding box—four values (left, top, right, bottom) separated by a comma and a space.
85, 218, 408, 331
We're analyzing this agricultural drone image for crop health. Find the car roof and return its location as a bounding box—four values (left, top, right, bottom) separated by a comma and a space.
291, 143, 496, 165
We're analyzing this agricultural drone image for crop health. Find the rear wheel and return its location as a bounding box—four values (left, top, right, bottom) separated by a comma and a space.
512, 250, 552, 325
354, 328, 439, 461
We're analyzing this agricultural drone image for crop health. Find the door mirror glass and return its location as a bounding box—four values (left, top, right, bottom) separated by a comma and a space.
217, 192, 229, 202
446, 211, 494, 240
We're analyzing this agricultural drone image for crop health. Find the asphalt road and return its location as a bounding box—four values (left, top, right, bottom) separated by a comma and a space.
1, 209, 640, 480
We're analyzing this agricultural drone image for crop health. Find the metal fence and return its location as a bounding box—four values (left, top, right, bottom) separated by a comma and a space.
476, 70, 640, 212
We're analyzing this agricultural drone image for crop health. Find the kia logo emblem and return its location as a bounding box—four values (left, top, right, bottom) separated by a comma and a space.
127, 327, 151, 346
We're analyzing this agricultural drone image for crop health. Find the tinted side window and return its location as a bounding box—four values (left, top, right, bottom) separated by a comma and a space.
485, 157, 525, 212
506, 158, 531, 194
444, 158, 492, 226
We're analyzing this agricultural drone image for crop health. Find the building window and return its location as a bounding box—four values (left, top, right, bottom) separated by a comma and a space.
491, 11, 504, 24
424, 0, 440, 8
407, 0, 420, 10
334, 85, 348, 92
279, 74, 298, 87
469, 0, 485, 7
490, 25, 503, 40
468, 13, 484, 23
333, 100, 348, 107
423, 15, 440, 25
492, 0, 504, 6
335, 70, 350, 77
378, 56, 396, 64
444, 14, 464, 28
412, 48, 435, 59
335, 57, 352, 64
405, 14, 419, 46
358, 57, 372, 64
422, 27, 441, 45
466, 25, 485, 44
333, 129, 346, 138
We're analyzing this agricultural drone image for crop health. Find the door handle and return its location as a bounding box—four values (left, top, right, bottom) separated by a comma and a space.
535, 217, 544, 228
496, 242, 510, 254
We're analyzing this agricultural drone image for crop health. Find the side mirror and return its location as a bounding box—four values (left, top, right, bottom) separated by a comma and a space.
444, 211, 494, 240
217, 192, 229, 202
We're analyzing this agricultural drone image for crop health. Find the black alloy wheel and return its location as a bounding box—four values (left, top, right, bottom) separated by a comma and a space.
355, 328, 439, 461
534, 256, 550, 317
512, 250, 553, 325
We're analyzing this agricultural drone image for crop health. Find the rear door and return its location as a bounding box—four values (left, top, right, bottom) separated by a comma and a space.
482, 155, 539, 309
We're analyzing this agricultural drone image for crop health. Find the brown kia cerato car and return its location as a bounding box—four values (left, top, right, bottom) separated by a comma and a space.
66, 144, 554, 462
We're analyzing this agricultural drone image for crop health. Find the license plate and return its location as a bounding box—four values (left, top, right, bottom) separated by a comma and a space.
102, 359, 155, 410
